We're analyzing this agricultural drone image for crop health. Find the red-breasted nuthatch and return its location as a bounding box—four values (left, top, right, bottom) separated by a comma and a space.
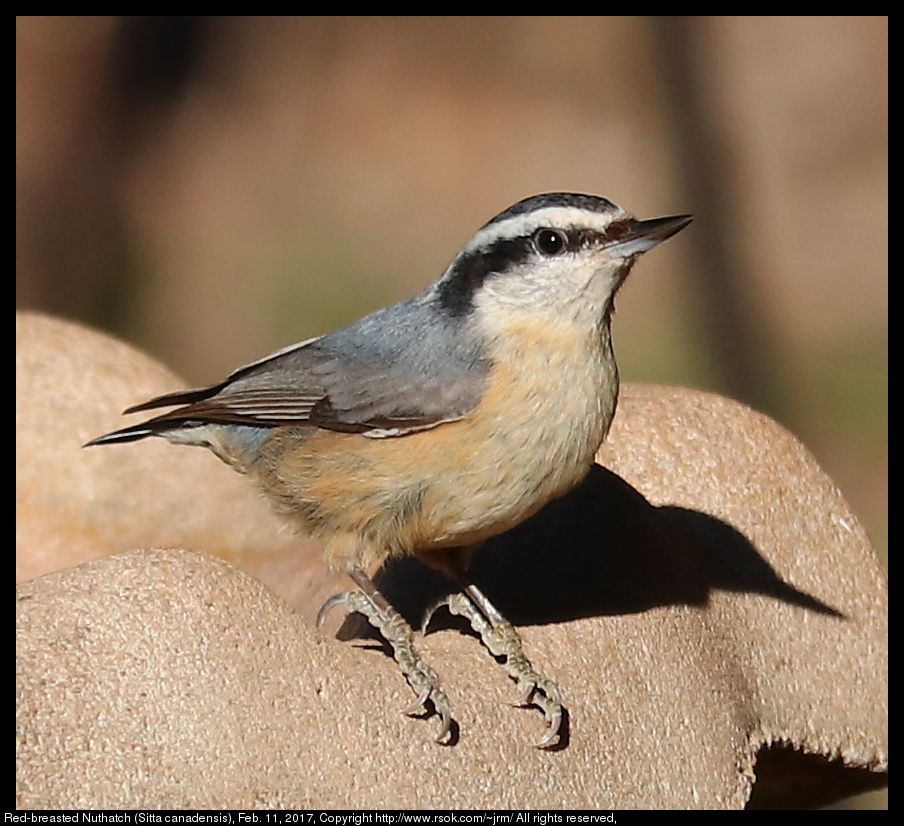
88, 192, 691, 747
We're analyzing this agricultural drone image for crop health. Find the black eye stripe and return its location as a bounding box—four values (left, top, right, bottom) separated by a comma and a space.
438, 225, 611, 316
438, 236, 533, 315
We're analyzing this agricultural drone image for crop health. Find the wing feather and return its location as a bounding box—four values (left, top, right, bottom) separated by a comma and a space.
125, 301, 490, 437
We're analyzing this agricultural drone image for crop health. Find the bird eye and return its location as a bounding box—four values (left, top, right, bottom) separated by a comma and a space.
533, 228, 568, 256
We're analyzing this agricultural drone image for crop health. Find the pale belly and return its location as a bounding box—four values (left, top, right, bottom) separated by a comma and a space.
250, 336, 618, 572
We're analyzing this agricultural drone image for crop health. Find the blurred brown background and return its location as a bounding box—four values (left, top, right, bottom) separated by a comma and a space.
16, 16, 887, 808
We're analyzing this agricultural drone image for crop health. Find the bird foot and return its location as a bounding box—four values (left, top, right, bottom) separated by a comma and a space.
318, 586, 453, 744
433, 587, 564, 749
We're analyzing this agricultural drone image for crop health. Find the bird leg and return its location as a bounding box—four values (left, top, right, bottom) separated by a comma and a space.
425, 582, 563, 748
317, 568, 453, 744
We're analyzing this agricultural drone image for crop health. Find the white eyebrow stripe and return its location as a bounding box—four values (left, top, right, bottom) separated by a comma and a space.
464, 205, 631, 255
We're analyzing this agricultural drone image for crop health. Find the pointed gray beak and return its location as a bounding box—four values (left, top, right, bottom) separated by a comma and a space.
606, 214, 693, 257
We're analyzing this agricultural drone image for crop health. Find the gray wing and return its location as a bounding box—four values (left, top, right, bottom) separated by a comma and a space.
117, 296, 491, 438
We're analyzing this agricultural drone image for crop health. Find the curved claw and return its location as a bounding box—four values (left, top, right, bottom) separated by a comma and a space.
525, 686, 563, 748
402, 687, 452, 744
403, 687, 432, 716
432, 693, 453, 744
316, 591, 354, 629
420, 595, 452, 635
511, 680, 537, 708
535, 708, 563, 750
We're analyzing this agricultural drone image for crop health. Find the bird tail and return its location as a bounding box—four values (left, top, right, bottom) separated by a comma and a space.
84, 422, 162, 447
83, 384, 220, 448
